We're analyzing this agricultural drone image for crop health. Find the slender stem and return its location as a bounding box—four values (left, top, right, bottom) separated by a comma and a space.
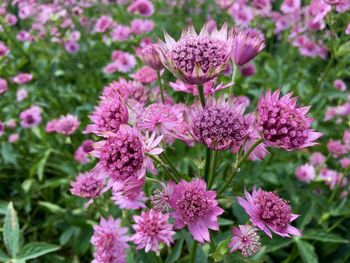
208, 151, 218, 189
147, 154, 179, 182
229, 63, 239, 95
160, 153, 183, 180
197, 84, 206, 107
328, 173, 346, 204
145, 177, 163, 185
203, 148, 211, 182
189, 241, 197, 263
157, 71, 165, 104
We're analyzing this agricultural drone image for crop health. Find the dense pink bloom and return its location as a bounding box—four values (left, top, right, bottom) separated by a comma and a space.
64, 41, 79, 54
45, 120, 58, 133
335, 0, 350, 13
20, 105, 42, 128
131, 210, 175, 252
103, 79, 148, 104
8, 133, 19, 143
74, 140, 94, 164
237, 187, 301, 238
258, 90, 322, 150
0, 42, 9, 57
333, 79, 347, 91
71, 170, 105, 206
131, 66, 157, 84
231, 28, 265, 66
17, 31, 31, 42
13, 73, 33, 84
240, 63, 256, 77
281, 0, 301, 14
340, 158, 350, 169
85, 93, 128, 135
91, 217, 129, 263
16, 88, 28, 101
0, 78, 7, 95
94, 15, 114, 33
228, 225, 261, 257
157, 23, 232, 84
327, 140, 346, 157
310, 152, 326, 166
5, 14, 17, 25
295, 164, 316, 183
169, 179, 224, 243
127, 0, 154, 17
131, 19, 154, 35
136, 44, 163, 71
111, 25, 131, 42
55, 114, 80, 135
229, 4, 254, 27
104, 50, 136, 74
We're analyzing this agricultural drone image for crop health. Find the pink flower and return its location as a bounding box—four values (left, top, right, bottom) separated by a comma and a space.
111, 25, 131, 42
240, 63, 256, 77
343, 130, 350, 150
333, 79, 347, 91
320, 168, 346, 189
13, 73, 33, 84
228, 225, 261, 257
108, 50, 136, 73
85, 93, 128, 135
131, 210, 175, 252
0, 78, 8, 95
94, 15, 114, 33
103, 79, 148, 104
127, 0, 154, 17
55, 114, 80, 136
346, 23, 350, 35
151, 182, 173, 212
281, 0, 301, 14
5, 14, 17, 25
136, 44, 163, 71
169, 179, 224, 243
131, 66, 157, 84
258, 89, 322, 150
45, 120, 58, 133
295, 164, 316, 183
187, 96, 250, 151
91, 217, 129, 263
19, 105, 42, 128
0, 42, 9, 57
6, 119, 16, 129
157, 22, 232, 84
8, 133, 19, 143
231, 28, 265, 66
229, 4, 254, 27
327, 140, 346, 157
64, 41, 79, 54
335, 0, 350, 13
310, 152, 326, 166
16, 88, 28, 101
340, 158, 350, 169
237, 187, 301, 238
74, 140, 94, 164
130, 19, 154, 35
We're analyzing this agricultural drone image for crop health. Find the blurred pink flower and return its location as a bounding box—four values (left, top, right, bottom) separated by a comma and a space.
0, 42, 9, 57
335, 0, 350, 13
5, 14, 17, 25
16, 88, 28, 101
131, 210, 175, 252
0, 78, 8, 95
103, 79, 148, 104
64, 41, 79, 54
346, 23, 350, 35
45, 120, 58, 133
127, 0, 154, 17
74, 140, 94, 164
13, 73, 33, 84
6, 119, 16, 129
19, 105, 42, 128
8, 133, 19, 143
327, 140, 346, 157
333, 79, 347, 91
131, 66, 157, 84
237, 187, 301, 238
310, 152, 326, 166
320, 168, 346, 189
55, 114, 80, 136
94, 15, 114, 33
136, 44, 163, 71
340, 158, 350, 169
111, 25, 131, 42
240, 63, 256, 77
281, 0, 301, 14
295, 164, 316, 183
228, 225, 261, 257
131, 19, 154, 35
0, 122, 4, 137
107, 50, 136, 73
229, 3, 254, 27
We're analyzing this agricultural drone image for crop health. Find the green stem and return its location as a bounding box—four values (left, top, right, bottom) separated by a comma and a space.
160, 153, 184, 180
147, 154, 179, 182
197, 84, 206, 107
189, 241, 198, 263
229, 63, 239, 95
145, 177, 163, 185
157, 71, 165, 104
209, 232, 216, 253
208, 151, 218, 189
328, 173, 346, 204
203, 148, 211, 182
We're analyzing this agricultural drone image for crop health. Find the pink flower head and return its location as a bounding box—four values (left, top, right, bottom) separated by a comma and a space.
0, 78, 8, 95
346, 23, 350, 35
5, 14, 17, 25
16, 88, 28, 101
131, 210, 175, 252
55, 114, 80, 136
157, 22, 232, 85
45, 119, 58, 133
85, 93, 128, 135
229, 4, 254, 27
336, 0, 350, 13
136, 44, 163, 71
310, 152, 326, 166
0, 42, 9, 57
295, 164, 316, 183
6, 119, 16, 129
187, 96, 250, 151
320, 168, 346, 189
71, 170, 105, 206
127, 0, 154, 17
327, 140, 346, 157
92, 125, 146, 181
74, 140, 94, 164
20, 105, 42, 128
237, 187, 301, 238
105, 50, 136, 73
340, 158, 350, 169
343, 130, 350, 150
111, 25, 131, 42
240, 63, 256, 77
231, 28, 265, 66
169, 179, 224, 243
281, 0, 301, 14
64, 41, 79, 54
131, 19, 154, 35
323, 0, 340, 5
103, 79, 148, 104
17, 31, 31, 42
91, 217, 129, 263
258, 89, 322, 150
94, 15, 114, 33
12, 73, 33, 84
8, 133, 19, 143
131, 66, 157, 84
228, 225, 261, 257
151, 182, 173, 212
333, 79, 347, 91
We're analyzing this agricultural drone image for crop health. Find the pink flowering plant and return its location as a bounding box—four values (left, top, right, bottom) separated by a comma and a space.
1, 0, 350, 262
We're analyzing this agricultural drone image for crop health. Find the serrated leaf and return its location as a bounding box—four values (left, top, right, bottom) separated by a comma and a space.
166, 238, 184, 263
17, 242, 60, 261
3, 202, 20, 257
302, 230, 348, 244
295, 239, 319, 263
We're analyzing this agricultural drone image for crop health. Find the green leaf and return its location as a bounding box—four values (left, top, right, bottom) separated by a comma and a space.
209, 238, 230, 262
295, 239, 319, 263
166, 238, 184, 263
0, 201, 8, 215
30, 149, 52, 181
302, 230, 349, 244
38, 201, 65, 214
3, 202, 20, 257
218, 218, 234, 226
17, 242, 60, 261
0, 247, 9, 261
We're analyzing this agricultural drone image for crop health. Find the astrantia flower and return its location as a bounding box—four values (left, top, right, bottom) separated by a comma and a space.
258, 90, 322, 150
103, 79, 148, 104
0, 42, 9, 57
85, 93, 128, 135
13, 73, 33, 84
131, 19, 154, 35
228, 225, 261, 257
0, 78, 7, 95
92, 125, 145, 181
74, 140, 94, 164
131, 209, 175, 252
237, 187, 301, 238
157, 22, 232, 84
131, 66, 157, 84
94, 15, 114, 33
295, 164, 315, 183
8, 133, 19, 143
91, 217, 129, 263
231, 28, 265, 66
169, 179, 224, 243
333, 79, 347, 91
16, 88, 28, 101
127, 0, 154, 17
187, 96, 250, 151
327, 140, 346, 157
20, 105, 42, 128
151, 182, 173, 212
310, 152, 325, 166
55, 114, 80, 136
136, 44, 163, 71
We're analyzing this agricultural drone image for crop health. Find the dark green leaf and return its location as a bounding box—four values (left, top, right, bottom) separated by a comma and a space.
17, 242, 60, 261
303, 230, 348, 244
166, 238, 184, 263
3, 202, 20, 257
295, 239, 319, 263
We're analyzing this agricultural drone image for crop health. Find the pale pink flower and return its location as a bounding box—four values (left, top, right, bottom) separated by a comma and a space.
16, 31, 31, 42
229, 3, 254, 27
333, 79, 347, 91
228, 225, 261, 257
6, 119, 16, 129
103, 79, 148, 104
310, 152, 326, 166
340, 158, 350, 169
64, 41, 79, 54
237, 187, 301, 238
8, 133, 19, 143
111, 25, 131, 42
151, 182, 173, 212
136, 44, 163, 71
131, 19, 154, 35
327, 140, 346, 157
109, 50, 136, 73
169, 79, 230, 96
343, 130, 350, 150
0, 42, 9, 57
295, 164, 316, 183
320, 168, 346, 189
16, 88, 28, 101
0, 78, 7, 95
346, 23, 350, 35
281, 0, 301, 14
94, 15, 114, 33
19, 105, 42, 128
131, 210, 175, 252
13, 73, 33, 84
335, 0, 350, 13
45, 120, 58, 133
127, 0, 154, 17
131, 66, 157, 84
55, 114, 80, 136
5, 14, 17, 25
